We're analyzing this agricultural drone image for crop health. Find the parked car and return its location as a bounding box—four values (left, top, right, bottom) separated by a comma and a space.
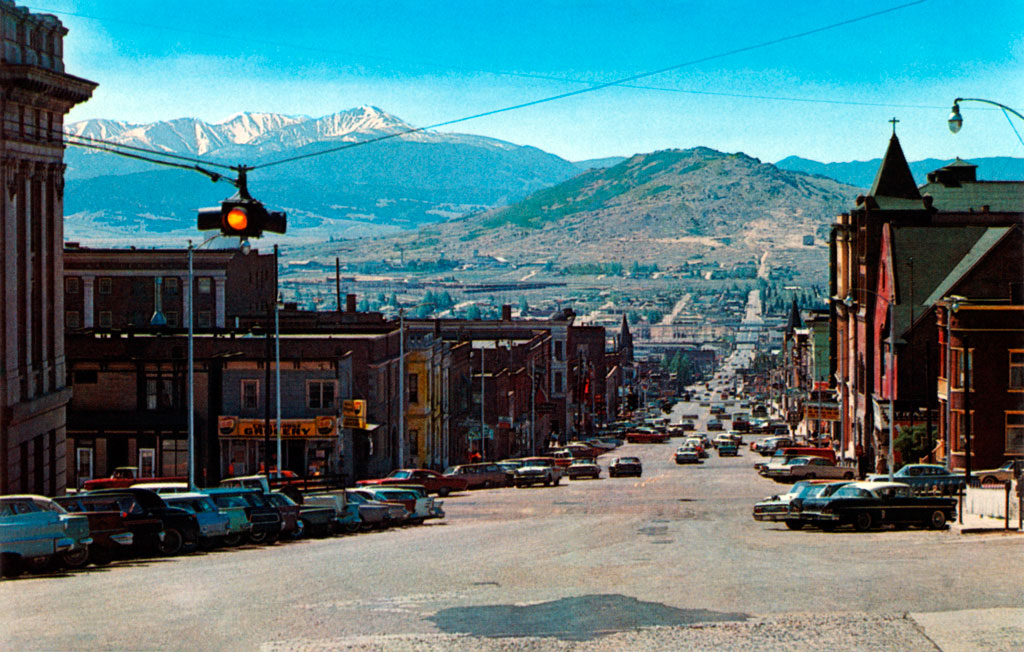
796, 481, 957, 531
443, 463, 510, 489
753, 481, 851, 529
866, 464, 967, 494
357, 469, 468, 496
200, 488, 282, 544
304, 492, 363, 534
162, 493, 231, 548
357, 486, 441, 523
767, 457, 854, 483
675, 446, 702, 464
47, 498, 133, 566
83, 466, 186, 491
262, 492, 303, 540
755, 436, 795, 456
55, 493, 163, 558
283, 493, 343, 538
566, 459, 602, 480
69, 488, 200, 556
1, 495, 84, 576
185, 490, 249, 546
350, 490, 411, 526
338, 491, 393, 530
608, 457, 643, 478
624, 427, 669, 443
512, 457, 563, 487
706, 418, 724, 432
973, 460, 1024, 484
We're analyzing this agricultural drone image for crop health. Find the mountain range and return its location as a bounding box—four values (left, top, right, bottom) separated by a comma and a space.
63, 106, 580, 244
775, 155, 1024, 188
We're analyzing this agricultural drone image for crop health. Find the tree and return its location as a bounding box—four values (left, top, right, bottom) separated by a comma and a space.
466, 304, 481, 320
895, 425, 933, 466
518, 296, 529, 314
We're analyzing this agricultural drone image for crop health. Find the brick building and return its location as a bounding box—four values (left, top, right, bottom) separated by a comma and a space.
0, 2, 94, 494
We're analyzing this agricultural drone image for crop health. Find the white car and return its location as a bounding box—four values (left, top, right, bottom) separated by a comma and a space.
767, 456, 854, 482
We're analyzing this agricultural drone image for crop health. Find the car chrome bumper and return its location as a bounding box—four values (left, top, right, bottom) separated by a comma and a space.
110, 532, 134, 546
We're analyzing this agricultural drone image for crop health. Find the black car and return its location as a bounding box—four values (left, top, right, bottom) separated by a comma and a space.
795, 481, 956, 531
608, 457, 643, 477
63, 488, 200, 555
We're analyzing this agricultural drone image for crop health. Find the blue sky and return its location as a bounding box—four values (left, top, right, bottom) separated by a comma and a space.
35, 0, 1024, 164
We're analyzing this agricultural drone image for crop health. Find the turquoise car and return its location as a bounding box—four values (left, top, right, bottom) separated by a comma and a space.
1, 495, 90, 577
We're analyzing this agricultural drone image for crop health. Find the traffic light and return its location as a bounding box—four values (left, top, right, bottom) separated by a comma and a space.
197, 198, 286, 238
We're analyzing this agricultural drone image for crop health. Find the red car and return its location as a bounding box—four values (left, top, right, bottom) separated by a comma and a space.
357, 469, 468, 496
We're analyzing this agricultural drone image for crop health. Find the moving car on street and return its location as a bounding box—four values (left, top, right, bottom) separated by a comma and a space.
512, 457, 563, 487
566, 458, 602, 480
675, 446, 702, 464
608, 457, 643, 477
443, 463, 510, 489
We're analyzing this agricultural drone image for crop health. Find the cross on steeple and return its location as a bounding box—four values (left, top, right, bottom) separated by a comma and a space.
889, 117, 900, 135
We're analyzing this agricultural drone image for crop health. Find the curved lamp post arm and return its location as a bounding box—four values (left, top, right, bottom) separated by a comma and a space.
949, 98, 1024, 150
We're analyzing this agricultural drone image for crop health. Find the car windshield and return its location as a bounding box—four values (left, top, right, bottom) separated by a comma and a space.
620, 458, 640, 463
443, 467, 457, 475
212, 494, 250, 509
388, 470, 412, 479
345, 492, 367, 504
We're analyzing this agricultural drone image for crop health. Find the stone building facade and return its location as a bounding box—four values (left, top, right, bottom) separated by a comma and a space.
0, 2, 94, 494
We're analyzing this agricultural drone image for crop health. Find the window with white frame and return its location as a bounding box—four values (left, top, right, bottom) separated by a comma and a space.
307, 380, 337, 409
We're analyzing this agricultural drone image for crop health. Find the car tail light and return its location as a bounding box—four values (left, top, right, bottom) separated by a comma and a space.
121, 511, 128, 519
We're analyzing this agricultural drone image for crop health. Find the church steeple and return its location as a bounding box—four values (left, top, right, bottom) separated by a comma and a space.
619, 314, 634, 363
869, 128, 921, 200
785, 299, 803, 335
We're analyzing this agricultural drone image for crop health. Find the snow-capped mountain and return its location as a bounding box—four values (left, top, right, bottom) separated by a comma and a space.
62, 107, 582, 245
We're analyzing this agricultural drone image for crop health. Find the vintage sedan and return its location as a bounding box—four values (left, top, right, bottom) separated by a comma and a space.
867, 464, 966, 494
357, 486, 439, 524
796, 481, 956, 531
70, 488, 199, 556
200, 488, 281, 545
349, 490, 411, 527
717, 441, 739, 457
305, 492, 363, 534
974, 460, 1024, 484
1, 495, 83, 576
357, 469, 468, 496
443, 463, 509, 489
566, 459, 602, 480
608, 457, 643, 478
162, 493, 231, 547
512, 457, 563, 487
753, 480, 833, 523
674, 446, 702, 464
766, 456, 854, 483
55, 494, 160, 559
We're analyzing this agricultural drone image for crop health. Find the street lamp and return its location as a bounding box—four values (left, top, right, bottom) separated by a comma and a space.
186, 234, 249, 490
844, 290, 896, 482
948, 98, 1024, 143
274, 288, 283, 481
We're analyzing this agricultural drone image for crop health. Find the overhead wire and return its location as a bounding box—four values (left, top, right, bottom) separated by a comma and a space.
251, 0, 929, 170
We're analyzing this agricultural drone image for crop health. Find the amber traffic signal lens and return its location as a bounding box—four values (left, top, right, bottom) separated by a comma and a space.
225, 207, 248, 231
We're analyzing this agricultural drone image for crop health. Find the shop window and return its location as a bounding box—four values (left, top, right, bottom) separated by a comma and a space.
308, 380, 336, 409
161, 439, 188, 476
1006, 413, 1024, 455
1010, 351, 1024, 390
241, 379, 260, 410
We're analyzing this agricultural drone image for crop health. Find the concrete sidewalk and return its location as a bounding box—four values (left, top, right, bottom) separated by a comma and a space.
952, 512, 1021, 534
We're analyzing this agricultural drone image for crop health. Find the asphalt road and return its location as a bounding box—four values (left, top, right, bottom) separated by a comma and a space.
3, 408, 1022, 650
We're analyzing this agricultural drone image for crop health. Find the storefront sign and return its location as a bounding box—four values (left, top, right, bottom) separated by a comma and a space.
218, 415, 337, 438
341, 399, 367, 429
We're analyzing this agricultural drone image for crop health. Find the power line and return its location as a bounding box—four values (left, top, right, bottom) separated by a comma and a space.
253, 0, 928, 170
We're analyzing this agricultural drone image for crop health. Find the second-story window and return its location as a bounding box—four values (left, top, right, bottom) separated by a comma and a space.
408, 373, 419, 404
554, 340, 563, 361
198, 277, 212, 294
241, 379, 259, 410
308, 380, 336, 409
146, 377, 175, 410
1010, 351, 1024, 390
65, 277, 79, 294
98, 277, 112, 295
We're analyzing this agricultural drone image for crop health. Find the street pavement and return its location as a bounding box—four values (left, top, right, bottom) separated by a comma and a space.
2, 406, 1022, 650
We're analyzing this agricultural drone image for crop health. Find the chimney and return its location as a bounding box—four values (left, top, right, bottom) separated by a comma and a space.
502, 304, 512, 321
346, 293, 357, 313
149, 277, 167, 327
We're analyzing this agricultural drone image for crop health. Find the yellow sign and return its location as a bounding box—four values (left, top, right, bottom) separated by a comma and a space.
218, 415, 337, 438
342, 400, 367, 429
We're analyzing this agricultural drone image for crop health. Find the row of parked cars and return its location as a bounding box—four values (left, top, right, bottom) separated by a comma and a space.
0, 478, 446, 579
752, 479, 957, 531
